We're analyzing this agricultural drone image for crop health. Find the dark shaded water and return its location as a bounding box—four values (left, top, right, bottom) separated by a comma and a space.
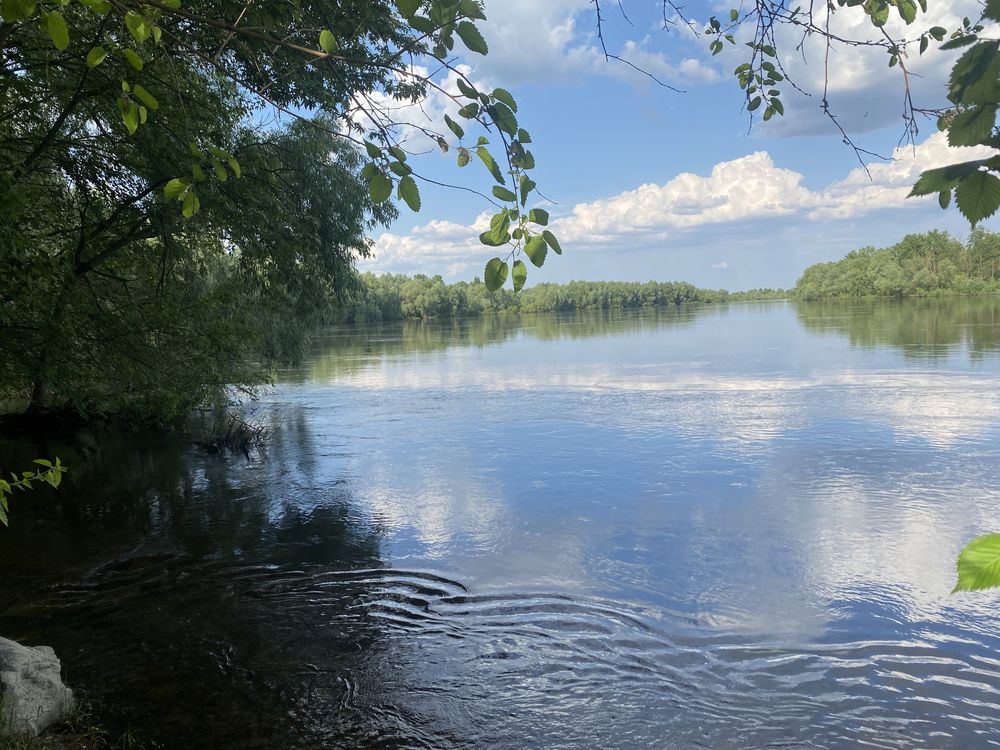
2, 299, 1000, 748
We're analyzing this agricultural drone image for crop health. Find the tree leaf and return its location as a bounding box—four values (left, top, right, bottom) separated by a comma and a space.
396, 0, 420, 18
369, 172, 393, 203
132, 84, 159, 110
524, 234, 548, 268
492, 186, 516, 202
511, 259, 527, 292
955, 170, 1000, 224
542, 230, 562, 255
397, 174, 421, 211
492, 87, 517, 112
476, 146, 505, 184
949, 41, 1000, 105
484, 257, 507, 291
459, 0, 486, 20
164, 178, 189, 201
939, 190, 952, 209
86, 46, 107, 68
909, 160, 985, 196
954, 534, 1000, 592
488, 102, 517, 136
456, 20, 488, 55
181, 191, 200, 218
123, 48, 144, 71
319, 29, 338, 53
444, 114, 464, 139
948, 105, 998, 146
528, 207, 549, 226
45, 10, 69, 51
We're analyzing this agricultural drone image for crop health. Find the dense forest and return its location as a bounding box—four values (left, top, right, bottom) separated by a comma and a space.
336, 275, 786, 321
794, 229, 1000, 300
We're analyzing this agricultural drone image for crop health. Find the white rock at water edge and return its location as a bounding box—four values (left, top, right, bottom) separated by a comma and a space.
0, 636, 74, 736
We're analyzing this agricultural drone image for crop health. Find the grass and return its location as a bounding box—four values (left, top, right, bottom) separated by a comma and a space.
0, 697, 158, 750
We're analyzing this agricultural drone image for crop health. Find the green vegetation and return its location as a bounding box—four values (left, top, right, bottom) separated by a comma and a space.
794, 229, 1000, 300
0, 697, 152, 750
339, 274, 786, 321
0, 459, 65, 526
954, 534, 1000, 593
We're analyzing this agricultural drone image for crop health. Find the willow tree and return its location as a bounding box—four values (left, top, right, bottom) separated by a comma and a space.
0, 0, 555, 421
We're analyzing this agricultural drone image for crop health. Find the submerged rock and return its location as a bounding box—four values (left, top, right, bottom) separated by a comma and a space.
0, 637, 74, 736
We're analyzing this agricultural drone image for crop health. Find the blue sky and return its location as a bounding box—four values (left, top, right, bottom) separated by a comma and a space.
358, 0, 998, 290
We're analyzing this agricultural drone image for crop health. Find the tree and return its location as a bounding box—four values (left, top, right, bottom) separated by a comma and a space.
0, 0, 559, 420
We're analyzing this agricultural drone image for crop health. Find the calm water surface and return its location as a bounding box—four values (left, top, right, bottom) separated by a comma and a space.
2, 299, 1000, 748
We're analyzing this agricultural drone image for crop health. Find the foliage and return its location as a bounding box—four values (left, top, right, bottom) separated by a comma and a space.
0, 0, 566, 422
336, 273, 787, 321
0, 458, 65, 526
600, 2, 1000, 224
793, 229, 1000, 300
954, 534, 1000, 592
0, 0, 560, 299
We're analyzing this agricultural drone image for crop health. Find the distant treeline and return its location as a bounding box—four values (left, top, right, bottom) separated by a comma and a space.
338, 275, 786, 321
794, 229, 1000, 300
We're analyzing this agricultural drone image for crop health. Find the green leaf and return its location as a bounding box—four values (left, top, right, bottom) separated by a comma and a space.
948, 105, 998, 146
459, 0, 486, 20
524, 234, 547, 268
369, 172, 393, 203
492, 186, 517, 202
986, 0, 1000, 22
941, 35, 979, 51
896, 0, 917, 24
456, 78, 478, 99
408, 15, 435, 34
456, 20, 488, 54
397, 174, 421, 211
488, 102, 517, 136
211, 159, 228, 182
908, 160, 985, 196
444, 114, 465, 139
181, 191, 200, 218
45, 10, 69, 51
396, 0, 420, 18
950, 42, 1000, 106
484, 257, 508, 291
122, 48, 144, 71
119, 98, 139, 134
319, 29, 338, 53
954, 534, 1000, 592
528, 208, 549, 226
476, 146, 505, 184
512, 259, 527, 292
389, 145, 407, 162
164, 178, 189, 201
457, 148, 471, 167
747, 96, 762, 112
492, 88, 517, 113
517, 128, 532, 144
939, 190, 952, 209
929, 26, 947, 41
124, 11, 149, 44
86, 46, 108, 68
132, 84, 159, 110
458, 102, 480, 119
542, 230, 562, 255
364, 140, 382, 159
955, 170, 1000, 224
388, 161, 412, 176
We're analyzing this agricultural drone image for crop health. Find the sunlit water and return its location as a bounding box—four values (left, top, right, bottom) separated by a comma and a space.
2, 299, 1000, 748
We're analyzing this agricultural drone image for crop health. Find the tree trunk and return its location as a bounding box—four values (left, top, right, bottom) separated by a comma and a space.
25, 275, 77, 416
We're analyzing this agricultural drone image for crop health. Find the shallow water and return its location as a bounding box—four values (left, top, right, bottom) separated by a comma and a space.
2, 299, 1000, 748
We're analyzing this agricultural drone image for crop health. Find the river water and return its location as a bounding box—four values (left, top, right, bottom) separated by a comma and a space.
2, 299, 1000, 748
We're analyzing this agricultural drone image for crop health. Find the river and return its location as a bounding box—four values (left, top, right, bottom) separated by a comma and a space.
2, 298, 999, 748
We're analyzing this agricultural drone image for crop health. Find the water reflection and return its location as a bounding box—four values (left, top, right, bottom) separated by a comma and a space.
2, 301, 1000, 748
796, 296, 1000, 359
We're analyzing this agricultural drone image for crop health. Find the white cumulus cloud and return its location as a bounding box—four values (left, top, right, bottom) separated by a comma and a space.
364, 132, 997, 276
